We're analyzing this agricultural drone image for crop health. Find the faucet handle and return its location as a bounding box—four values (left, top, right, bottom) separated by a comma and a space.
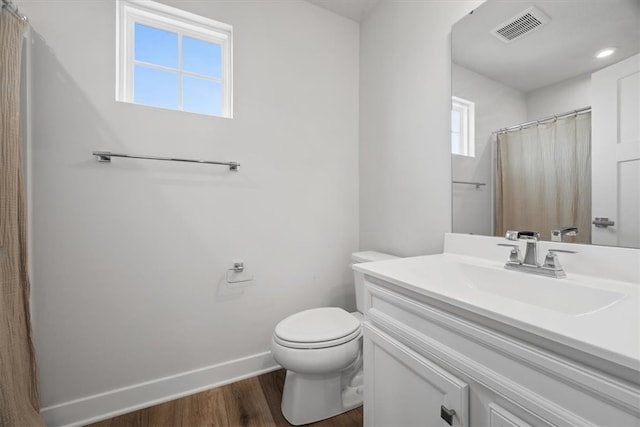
542, 251, 562, 270
497, 243, 522, 264
505, 230, 540, 241
543, 249, 577, 272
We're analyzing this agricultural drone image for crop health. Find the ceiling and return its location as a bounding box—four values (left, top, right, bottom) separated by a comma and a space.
305, 0, 640, 92
304, 0, 380, 22
452, 0, 640, 93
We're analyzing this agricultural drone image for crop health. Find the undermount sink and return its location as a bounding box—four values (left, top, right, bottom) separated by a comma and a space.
459, 262, 627, 316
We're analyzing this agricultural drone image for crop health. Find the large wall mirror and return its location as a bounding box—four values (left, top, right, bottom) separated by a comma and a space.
451, 0, 640, 248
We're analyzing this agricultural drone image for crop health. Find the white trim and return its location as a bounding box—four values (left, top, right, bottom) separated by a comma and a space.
115, 0, 233, 118
40, 351, 278, 427
178, 29, 183, 109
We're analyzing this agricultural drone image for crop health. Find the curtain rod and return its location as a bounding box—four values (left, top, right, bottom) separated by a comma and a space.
494, 106, 591, 134
1, 0, 28, 21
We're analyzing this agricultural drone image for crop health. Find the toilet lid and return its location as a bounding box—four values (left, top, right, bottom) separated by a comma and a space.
274, 307, 361, 346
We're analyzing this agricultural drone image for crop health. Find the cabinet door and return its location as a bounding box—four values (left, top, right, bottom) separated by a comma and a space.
364, 324, 469, 427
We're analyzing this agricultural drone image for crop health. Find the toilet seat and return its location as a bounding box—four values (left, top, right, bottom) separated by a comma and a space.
274, 328, 362, 349
274, 307, 362, 349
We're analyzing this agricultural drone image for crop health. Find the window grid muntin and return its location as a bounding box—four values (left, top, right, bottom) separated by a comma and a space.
132, 60, 223, 83
182, 35, 222, 78
177, 29, 183, 110
130, 18, 225, 112
117, 0, 232, 118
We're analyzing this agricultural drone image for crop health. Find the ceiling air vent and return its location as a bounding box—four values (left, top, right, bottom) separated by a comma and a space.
491, 6, 550, 43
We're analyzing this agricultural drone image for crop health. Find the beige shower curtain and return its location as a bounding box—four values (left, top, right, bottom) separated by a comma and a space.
496, 113, 591, 243
0, 9, 44, 427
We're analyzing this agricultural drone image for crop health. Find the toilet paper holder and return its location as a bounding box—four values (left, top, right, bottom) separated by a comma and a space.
230, 262, 244, 273
226, 261, 253, 284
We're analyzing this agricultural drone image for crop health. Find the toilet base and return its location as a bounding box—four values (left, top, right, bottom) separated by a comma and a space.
281, 370, 363, 426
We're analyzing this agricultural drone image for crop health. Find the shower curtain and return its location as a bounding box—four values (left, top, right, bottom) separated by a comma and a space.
496, 113, 591, 243
0, 8, 44, 426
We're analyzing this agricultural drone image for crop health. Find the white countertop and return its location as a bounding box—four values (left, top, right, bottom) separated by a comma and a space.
354, 234, 640, 374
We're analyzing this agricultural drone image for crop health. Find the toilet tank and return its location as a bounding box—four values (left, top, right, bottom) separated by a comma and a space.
351, 251, 398, 313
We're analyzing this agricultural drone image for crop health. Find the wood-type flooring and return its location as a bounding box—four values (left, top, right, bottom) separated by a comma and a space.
87, 369, 362, 427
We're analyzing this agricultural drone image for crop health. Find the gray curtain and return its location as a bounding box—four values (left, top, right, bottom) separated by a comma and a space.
0, 8, 44, 426
496, 113, 591, 243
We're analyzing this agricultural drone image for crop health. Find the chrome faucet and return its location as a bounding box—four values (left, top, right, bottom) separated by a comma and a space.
502, 230, 575, 279
505, 230, 540, 266
551, 226, 578, 242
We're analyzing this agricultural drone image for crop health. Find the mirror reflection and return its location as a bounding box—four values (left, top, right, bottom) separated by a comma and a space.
451, 0, 640, 248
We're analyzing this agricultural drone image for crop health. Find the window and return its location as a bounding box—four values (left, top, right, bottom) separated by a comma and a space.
116, 0, 232, 118
451, 96, 475, 157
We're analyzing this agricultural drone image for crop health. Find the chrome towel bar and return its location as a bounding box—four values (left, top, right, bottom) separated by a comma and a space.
453, 180, 486, 189
93, 151, 239, 171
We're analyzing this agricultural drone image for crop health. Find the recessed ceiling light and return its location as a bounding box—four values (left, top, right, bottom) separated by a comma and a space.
596, 48, 616, 59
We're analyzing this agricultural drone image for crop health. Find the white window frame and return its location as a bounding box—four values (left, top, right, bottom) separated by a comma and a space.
116, 0, 233, 118
452, 96, 475, 157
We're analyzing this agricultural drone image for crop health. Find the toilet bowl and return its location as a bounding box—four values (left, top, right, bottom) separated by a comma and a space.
271, 251, 397, 426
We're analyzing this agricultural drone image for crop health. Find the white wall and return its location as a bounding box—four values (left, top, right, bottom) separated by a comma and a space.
451, 64, 527, 236
359, 0, 482, 257
526, 73, 591, 121
19, 0, 359, 424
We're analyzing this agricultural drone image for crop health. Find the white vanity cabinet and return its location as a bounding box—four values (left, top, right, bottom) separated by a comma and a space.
362, 277, 640, 427
364, 323, 469, 427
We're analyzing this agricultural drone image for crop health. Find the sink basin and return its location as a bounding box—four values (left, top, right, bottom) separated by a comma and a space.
459, 263, 627, 316
353, 234, 640, 373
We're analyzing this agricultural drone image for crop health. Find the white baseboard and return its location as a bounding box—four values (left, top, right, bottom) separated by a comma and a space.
41, 351, 279, 427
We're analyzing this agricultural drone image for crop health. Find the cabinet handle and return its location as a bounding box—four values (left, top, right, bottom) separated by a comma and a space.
440, 405, 456, 426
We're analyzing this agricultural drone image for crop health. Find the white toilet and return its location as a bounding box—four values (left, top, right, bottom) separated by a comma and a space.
271, 251, 397, 425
